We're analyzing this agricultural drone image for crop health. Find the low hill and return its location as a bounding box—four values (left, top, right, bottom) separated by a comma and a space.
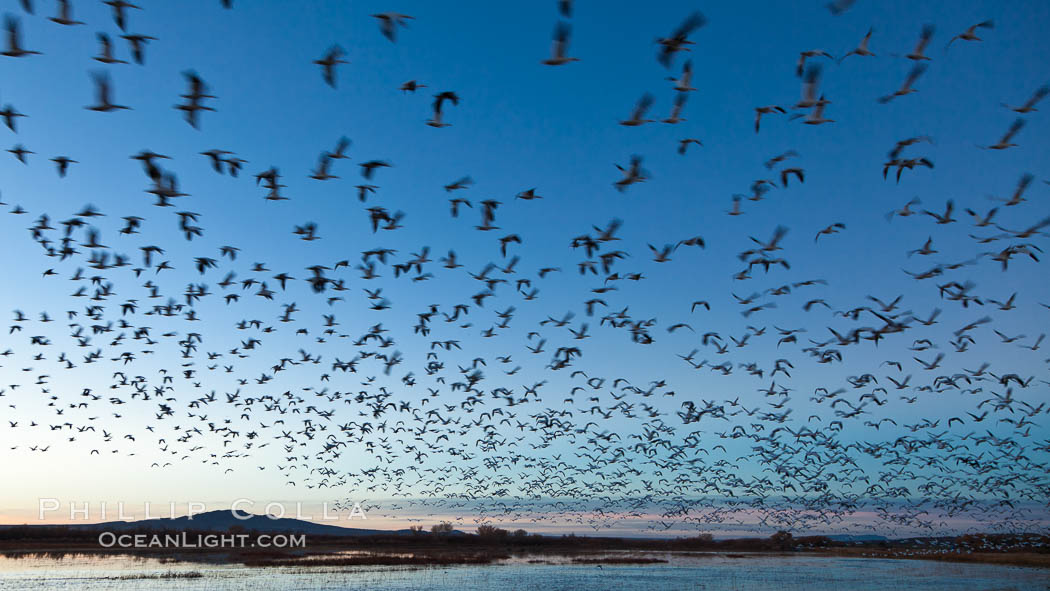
7, 510, 411, 536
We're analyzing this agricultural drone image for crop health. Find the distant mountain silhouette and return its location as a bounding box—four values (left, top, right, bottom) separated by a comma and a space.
19, 510, 413, 536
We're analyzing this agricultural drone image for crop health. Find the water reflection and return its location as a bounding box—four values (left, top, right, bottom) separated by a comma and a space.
0, 552, 1044, 591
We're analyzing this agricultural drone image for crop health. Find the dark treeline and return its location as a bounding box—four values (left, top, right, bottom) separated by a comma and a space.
1, 524, 1047, 557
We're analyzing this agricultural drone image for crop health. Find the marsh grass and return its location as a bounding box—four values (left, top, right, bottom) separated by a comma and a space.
108, 571, 204, 580
243, 551, 509, 567
821, 548, 1050, 569
1, 529, 1046, 569
571, 557, 669, 564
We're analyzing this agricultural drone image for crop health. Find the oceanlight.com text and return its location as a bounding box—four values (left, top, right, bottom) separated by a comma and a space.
97, 532, 306, 549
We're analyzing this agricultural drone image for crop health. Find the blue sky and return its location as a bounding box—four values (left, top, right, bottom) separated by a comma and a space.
0, 0, 1048, 537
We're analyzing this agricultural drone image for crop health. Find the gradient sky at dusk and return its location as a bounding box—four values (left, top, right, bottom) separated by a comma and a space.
0, 0, 1048, 537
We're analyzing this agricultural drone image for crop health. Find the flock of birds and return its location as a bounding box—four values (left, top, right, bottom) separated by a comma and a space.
1, 0, 1049, 538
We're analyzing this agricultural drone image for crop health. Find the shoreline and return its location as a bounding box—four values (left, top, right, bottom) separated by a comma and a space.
1, 543, 1047, 570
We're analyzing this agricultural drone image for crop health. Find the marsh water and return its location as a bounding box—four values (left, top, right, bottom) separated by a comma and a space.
0, 552, 1045, 590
